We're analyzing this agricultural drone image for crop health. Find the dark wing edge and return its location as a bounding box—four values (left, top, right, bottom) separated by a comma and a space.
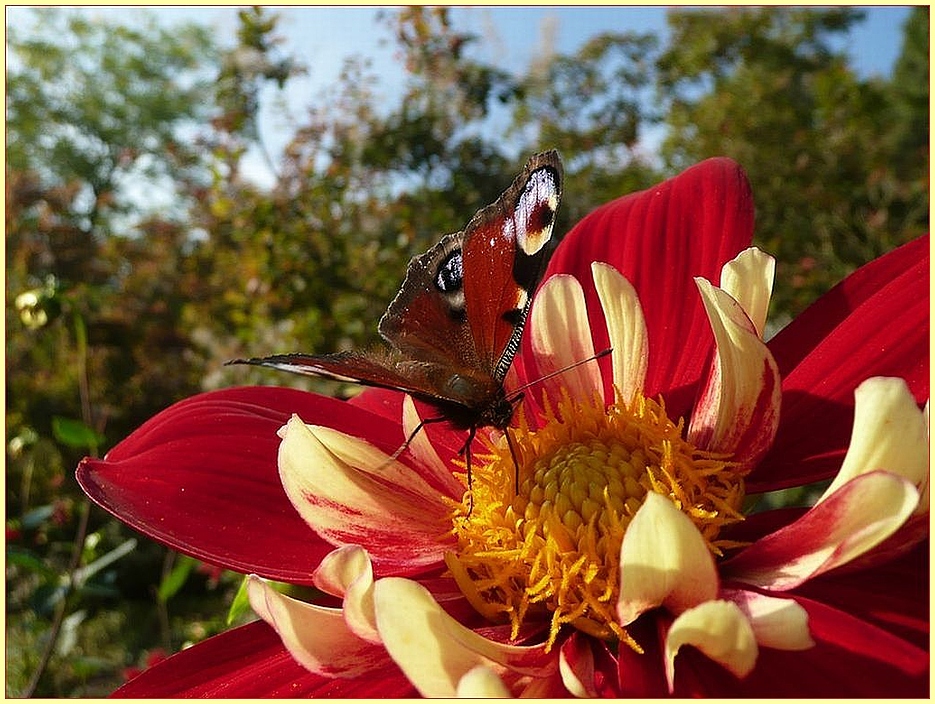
226, 351, 480, 408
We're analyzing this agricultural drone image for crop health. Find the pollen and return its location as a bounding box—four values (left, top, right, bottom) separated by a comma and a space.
446, 389, 746, 652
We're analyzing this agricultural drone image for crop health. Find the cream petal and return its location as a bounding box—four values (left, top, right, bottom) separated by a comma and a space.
665, 600, 758, 691
687, 278, 781, 470
455, 665, 511, 697
722, 587, 814, 651
247, 574, 388, 677
817, 377, 928, 512
530, 274, 601, 402
618, 492, 718, 625
724, 471, 918, 590
313, 545, 379, 643
591, 261, 648, 405
278, 415, 453, 569
373, 577, 555, 697
719, 247, 775, 339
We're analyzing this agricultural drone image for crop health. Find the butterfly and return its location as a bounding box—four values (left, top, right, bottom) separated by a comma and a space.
232, 150, 563, 488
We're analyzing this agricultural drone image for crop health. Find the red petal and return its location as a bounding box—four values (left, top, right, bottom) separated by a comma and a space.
77, 387, 415, 583
751, 236, 929, 491
114, 620, 416, 697
616, 615, 670, 696
528, 158, 755, 417
794, 540, 929, 652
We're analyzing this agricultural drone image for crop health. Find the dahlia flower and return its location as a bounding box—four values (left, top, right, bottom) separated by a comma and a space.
77, 158, 929, 696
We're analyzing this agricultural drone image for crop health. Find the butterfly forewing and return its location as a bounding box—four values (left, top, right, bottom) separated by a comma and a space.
462, 151, 562, 380
380, 150, 563, 381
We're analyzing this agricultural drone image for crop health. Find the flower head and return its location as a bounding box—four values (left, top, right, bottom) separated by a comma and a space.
77, 159, 929, 697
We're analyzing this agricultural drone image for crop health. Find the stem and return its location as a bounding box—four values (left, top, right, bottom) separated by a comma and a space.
73, 312, 93, 428
22, 500, 90, 697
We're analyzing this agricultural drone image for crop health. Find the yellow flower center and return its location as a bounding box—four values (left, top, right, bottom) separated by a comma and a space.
446, 390, 746, 652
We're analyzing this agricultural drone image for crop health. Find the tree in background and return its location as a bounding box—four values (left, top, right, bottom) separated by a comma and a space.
6, 9, 222, 697
5, 5, 927, 696
656, 6, 928, 321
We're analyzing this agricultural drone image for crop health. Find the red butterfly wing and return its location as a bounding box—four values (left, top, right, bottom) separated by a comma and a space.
462, 152, 562, 380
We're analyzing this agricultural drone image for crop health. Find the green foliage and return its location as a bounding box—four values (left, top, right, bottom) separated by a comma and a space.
5, 5, 927, 695
657, 6, 928, 320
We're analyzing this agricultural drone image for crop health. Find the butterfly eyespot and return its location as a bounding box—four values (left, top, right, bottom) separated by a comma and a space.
435, 249, 464, 293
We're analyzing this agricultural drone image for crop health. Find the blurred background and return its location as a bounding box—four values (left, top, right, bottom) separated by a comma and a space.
5, 6, 928, 695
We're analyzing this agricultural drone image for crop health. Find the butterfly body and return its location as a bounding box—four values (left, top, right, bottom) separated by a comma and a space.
233, 150, 563, 458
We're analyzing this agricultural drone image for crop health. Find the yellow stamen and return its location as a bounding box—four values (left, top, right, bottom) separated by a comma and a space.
446, 389, 745, 652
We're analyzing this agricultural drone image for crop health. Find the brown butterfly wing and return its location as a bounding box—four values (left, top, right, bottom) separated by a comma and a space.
233, 350, 498, 415
232, 151, 563, 426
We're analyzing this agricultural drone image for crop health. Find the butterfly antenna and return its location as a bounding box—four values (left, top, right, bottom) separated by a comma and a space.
507, 347, 613, 401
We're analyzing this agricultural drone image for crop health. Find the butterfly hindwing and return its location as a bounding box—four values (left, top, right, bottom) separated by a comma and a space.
240, 350, 500, 416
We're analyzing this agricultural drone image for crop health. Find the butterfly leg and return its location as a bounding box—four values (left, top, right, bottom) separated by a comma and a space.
504, 428, 521, 495
459, 425, 478, 515
389, 414, 450, 463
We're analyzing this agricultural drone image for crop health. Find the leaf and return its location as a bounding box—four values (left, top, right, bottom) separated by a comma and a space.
226, 575, 252, 626
6, 545, 58, 581
157, 554, 197, 602
52, 416, 105, 451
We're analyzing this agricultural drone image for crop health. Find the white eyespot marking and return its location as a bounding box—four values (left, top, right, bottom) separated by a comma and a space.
513, 167, 559, 256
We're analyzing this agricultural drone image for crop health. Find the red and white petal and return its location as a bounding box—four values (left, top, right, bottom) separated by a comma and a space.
719, 247, 775, 339
312, 546, 379, 643
278, 415, 455, 574
455, 665, 511, 697
529, 274, 602, 402
721, 587, 814, 651
113, 619, 417, 697
591, 261, 648, 404
816, 377, 928, 509
540, 158, 755, 421
400, 395, 465, 498
665, 600, 758, 691
372, 577, 556, 697
558, 631, 597, 697
723, 471, 919, 591
618, 492, 718, 625
246, 575, 391, 678
688, 278, 781, 470
76, 387, 377, 585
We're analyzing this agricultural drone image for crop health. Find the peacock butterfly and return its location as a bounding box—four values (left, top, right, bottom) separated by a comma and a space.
232, 150, 563, 482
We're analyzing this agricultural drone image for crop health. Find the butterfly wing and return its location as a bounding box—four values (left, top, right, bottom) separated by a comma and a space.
233, 350, 497, 412
462, 151, 562, 380
233, 151, 563, 421
378, 150, 563, 382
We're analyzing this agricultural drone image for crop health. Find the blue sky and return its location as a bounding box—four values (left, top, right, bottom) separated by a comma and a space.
7, 5, 914, 186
